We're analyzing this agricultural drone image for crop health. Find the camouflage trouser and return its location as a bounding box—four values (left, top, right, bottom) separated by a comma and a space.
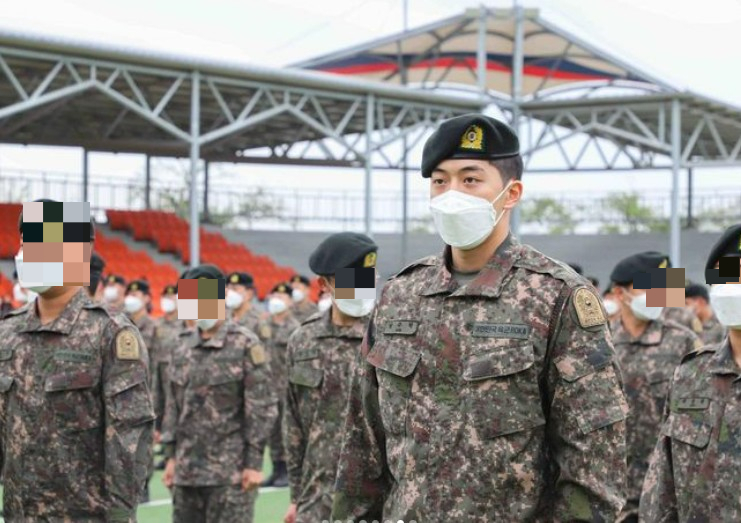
173, 485, 257, 523
268, 397, 285, 462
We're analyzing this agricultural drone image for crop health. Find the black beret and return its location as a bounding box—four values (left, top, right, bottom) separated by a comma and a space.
705, 224, 741, 272
309, 232, 378, 276
162, 284, 177, 296
105, 274, 126, 286
126, 279, 150, 295
568, 263, 583, 275
685, 283, 710, 302
290, 274, 310, 286
226, 271, 254, 287
270, 282, 293, 295
610, 251, 671, 285
18, 199, 95, 241
90, 253, 105, 272
421, 114, 519, 178
184, 264, 224, 280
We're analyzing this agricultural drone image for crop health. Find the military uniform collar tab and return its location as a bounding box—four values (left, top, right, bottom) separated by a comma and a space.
612, 317, 664, 346
18, 289, 87, 334
450, 234, 521, 298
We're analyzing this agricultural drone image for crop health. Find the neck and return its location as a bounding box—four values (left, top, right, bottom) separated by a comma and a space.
620, 308, 649, 338
37, 287, 80, 325
235, 301, 251, 318
331, 305, 357, 327
450, 222, 509, 273
272, 311, 288, 323
165, 311, 177, 321
730, 330, 741, 368
199, 320, 222, 340
697, 306, 712, 323
131, 309, 146, 322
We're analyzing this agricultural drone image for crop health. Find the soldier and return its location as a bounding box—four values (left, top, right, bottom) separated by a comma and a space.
261, 282, 301, 488
640, 223, 741, 521
161, 264, 278, 523
608, 252, 701, 522
86, 252, 106, 301
603, 284, 621, 323
685, 283, 726, 346
227, 271, 272, 343
331, 114, 629, 522
103, 274, 127, 314
283, 232, 376, 523
0, 202, 154, 521
289, 274, 318, 323
654, 258, 703, 336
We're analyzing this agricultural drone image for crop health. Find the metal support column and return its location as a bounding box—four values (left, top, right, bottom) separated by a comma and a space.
687, 167, 694, 229
82, 149, 89, 202
189, 71, 201, 268
364, 94, 375, 237
510, 2, 524, 235
476, 5, 488, 99
144, 155, 151, 210
400, 0, 409, 268
203, 160, 210, 223
670, 98, 681, 266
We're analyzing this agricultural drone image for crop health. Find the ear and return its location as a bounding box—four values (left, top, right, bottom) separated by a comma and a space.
318, 276, 332, 293
502, 180, 523, 210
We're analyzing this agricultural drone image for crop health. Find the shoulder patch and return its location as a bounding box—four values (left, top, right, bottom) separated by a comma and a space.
250, 343, 266, 365
259, 323, 272, 339
573, 287, 606, 328
115, 329, 140, 360
390, 255, 437, 280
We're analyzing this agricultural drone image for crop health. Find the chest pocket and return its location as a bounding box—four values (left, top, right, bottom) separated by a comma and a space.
367, 336, 421, 436
462, 342, 545, 439
666, 407, 713, 449
288, 366, 324, 388
45, 369, 102, 432
195, 365, 243, 410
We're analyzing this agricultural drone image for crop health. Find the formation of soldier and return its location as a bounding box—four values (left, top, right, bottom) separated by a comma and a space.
0, 114, 739, 523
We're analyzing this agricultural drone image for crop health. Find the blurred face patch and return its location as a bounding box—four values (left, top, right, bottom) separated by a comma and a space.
334, 267, 376, 300
632, 267, 685, 307
177, 278, 226, 320
19, 201, 91, 287
706, 255, 741, 284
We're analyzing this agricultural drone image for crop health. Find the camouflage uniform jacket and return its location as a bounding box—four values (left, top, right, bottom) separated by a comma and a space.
331, 236, 630, 522
0, 289, 155, 522
640, 338, 741, 522
152, 316, 184, 429
284, 309, 368, 522
268, 314, 301, 391
292, 300, 319, 324
611, 317, 700, 503
161, 320, 278, 486
662, 306, 703, 337
700, 313, 726, 347
234, 306, 272, 344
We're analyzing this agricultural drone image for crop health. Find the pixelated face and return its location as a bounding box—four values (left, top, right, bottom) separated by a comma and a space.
177, 278, 226, 320
18, 201, 91, 287
332, 267, 378, 300
430, 159, 505, 200
707, 256, 741, 285
632, 267, 686, 307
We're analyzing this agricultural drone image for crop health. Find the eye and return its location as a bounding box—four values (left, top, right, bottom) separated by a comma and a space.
431, 178, 446, 185
463, 176, 480, 184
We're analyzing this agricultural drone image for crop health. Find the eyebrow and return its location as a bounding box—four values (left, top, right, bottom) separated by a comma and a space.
432, 164, 486, 175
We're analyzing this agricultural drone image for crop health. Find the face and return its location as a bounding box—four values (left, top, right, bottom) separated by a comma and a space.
713, 258, 741, 284
126, 290, 150, 307
430, 159, 522, 208
293, 282, 309, 294
270, 292, 293, 308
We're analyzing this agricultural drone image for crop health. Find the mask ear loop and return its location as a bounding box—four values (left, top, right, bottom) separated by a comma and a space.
491, 181, 514, 225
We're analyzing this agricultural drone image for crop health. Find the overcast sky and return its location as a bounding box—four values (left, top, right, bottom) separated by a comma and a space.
1, 0, 740, 212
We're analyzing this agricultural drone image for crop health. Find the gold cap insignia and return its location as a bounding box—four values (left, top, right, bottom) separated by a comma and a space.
573, 288, 606, 328
131, 283, 138, 291
658, 259, 668, 269
459, 124, 484, 151
230, 274, 239, 283
363, 252, 377, 268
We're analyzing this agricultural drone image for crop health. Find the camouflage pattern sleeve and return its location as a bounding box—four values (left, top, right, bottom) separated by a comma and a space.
283, 331, 306, 504
330, 318, 388, 521
160, 360, 178, 460
546, 285, 629, 522
102, 323, 156, 522
242, 336, 278, 470
639, 366, 680, 522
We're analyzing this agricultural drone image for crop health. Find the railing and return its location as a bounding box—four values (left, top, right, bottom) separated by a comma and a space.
1, 168, 739, 233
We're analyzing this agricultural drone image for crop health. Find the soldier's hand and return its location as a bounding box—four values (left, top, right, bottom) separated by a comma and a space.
284, 502, 297, 523
162, 458, 175, 489
241, 468, 263, 491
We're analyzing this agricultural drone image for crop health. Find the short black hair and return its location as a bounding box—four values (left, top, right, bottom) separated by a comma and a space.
490, 155, 523, 182
685, 283, 710, 303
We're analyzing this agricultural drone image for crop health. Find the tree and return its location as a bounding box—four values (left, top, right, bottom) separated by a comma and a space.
599, 192, 667, 233
519, 197, 577, 234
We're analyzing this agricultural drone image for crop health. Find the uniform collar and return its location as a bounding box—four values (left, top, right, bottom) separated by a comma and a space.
315, 307, 367, 339
17, 288, 88, 335
709, 339, 741, 378
612, 317, 665, 346
194, 320, 230, 349
418, 233, 520, 298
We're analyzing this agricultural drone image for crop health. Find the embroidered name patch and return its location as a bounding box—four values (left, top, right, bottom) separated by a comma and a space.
471, 323, 531, 339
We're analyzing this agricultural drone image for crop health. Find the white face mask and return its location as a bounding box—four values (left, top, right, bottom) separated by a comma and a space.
292, 289, 305, 303
225, 289, 244, 309
124, 295, 144, 314
333, 297, 375, 318
429, 184, 511, 250
318, 297, 332, 312
196, 318, 219, 331
160, 297, 177, 314
104, 286, 119, 303
710, 284, 741, 330
603, 298, 619, 317
628, 292, 663, 321
268, 297, 288, 315
14, 251, 52, 295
